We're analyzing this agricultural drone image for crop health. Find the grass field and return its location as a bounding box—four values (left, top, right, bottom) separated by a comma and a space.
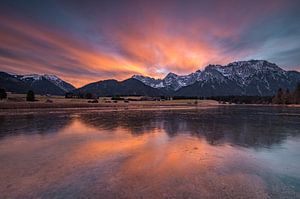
0, 93, 219, 110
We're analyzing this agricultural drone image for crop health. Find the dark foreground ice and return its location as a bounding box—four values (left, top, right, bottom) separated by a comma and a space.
0, 106, 299, 198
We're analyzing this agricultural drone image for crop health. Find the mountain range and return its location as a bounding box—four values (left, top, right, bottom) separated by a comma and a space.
75, 78, 161, 97
0, 72, 75, 95
133, 60, 300, 96
1, 60, 300, 97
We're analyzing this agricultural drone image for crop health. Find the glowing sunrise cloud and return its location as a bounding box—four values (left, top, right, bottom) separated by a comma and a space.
0, 0, 299, 87
0, 15, 149, 86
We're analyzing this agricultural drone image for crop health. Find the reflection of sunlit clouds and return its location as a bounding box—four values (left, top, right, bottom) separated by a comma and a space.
1, 108, 299, 198
117, 136, 225, 174
59, 119, 101, 136
106, 135, 269, 198
69, 137, 148, 163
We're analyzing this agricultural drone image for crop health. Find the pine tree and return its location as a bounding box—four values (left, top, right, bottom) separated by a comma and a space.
85, 93, 93, 99
0, 88, 7, 100
296, 83, 300, 104
283, 89, 292, 104
26, 90, 35, 102
272, 88, 283, 104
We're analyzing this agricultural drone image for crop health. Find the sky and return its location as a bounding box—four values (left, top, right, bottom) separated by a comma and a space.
0, 0, 300, 87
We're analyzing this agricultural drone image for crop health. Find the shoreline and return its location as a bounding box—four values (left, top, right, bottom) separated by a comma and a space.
0, 100, 300, 116
1, 100, 300, 109
0, 100, 218, 109
0, 106, 218, 116
0, 100, 299, 116
0, 100, 219, 115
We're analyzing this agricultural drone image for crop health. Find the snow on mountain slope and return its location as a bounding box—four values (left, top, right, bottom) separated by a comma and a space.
43, 74, 75, 92
17, 74, 75, 93
133, 60, 300, 96
132, 75, 164, 88
19, 74, 42, 81
133, 70, 202, 91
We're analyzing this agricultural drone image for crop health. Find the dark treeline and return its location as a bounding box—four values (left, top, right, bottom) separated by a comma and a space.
64, 83, 300, 105
272, 83, 300, 104
65, 92, 145, 99
210, 83, 300, 105
173, 96, 205, 100
174, 83, 300, 105
209, 96, 273, 104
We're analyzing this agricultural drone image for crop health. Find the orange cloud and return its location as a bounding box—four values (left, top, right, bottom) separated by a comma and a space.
0, 15, 150, 87
0, 0, 290, 87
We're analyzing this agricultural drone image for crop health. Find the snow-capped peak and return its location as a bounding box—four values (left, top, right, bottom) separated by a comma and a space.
43, 74, 75, 92
43, 74, 60, 81
133, 71, 201, 91
165, 72, 178, 79
19, 74, 62, 82
20, 74, 42, 81
133, 60, 288, 91
17, 73, 75, 92
226, 60, 282, 71
132, 75, 164, 88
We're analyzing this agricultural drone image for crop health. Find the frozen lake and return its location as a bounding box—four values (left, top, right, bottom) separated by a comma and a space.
0, 106, 299, 198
